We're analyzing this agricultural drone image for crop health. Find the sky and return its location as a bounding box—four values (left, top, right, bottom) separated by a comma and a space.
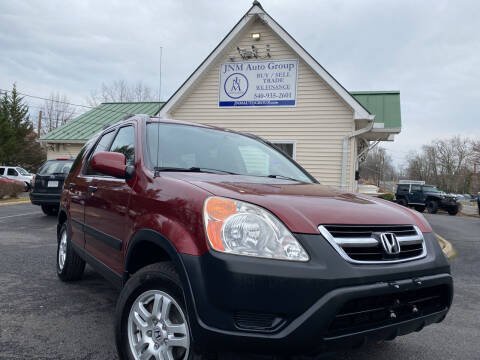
0, 0, 479, 166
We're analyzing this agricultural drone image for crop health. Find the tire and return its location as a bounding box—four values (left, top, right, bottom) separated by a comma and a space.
116, 262, 199, 360
448, 207, 459, 216
426, 200, 439, 214
56, 223, 85, 281
397, 198, 408, 207
414, 205, 425, 213
41, 204, 59, 216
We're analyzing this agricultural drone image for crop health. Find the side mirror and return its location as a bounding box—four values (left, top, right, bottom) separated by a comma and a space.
90, 152, 132, 179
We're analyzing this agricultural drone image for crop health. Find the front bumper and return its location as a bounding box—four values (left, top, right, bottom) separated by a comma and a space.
180, 232, 453, 355
440, 198, 459, 209
29, 192, 61, 205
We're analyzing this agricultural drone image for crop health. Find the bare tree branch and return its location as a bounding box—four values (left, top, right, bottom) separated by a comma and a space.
39, 92, 76, 135
86, 80, 156, 106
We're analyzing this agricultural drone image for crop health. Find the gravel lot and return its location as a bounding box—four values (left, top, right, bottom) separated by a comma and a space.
0, 203, 479, 359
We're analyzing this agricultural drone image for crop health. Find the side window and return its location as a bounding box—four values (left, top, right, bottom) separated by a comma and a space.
411, 185, 422, 192
397, 185, 408, 193
86, 131, 116, 175
71, 138, 96, 175
110, 126, 135, 166
0, 168, 4, 175
7, 168, 18, 176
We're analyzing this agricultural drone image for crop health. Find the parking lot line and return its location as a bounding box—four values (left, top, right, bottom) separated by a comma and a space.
0, 211, 39, 220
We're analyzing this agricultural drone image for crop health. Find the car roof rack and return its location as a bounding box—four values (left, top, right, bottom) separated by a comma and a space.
398, 180, 425, 185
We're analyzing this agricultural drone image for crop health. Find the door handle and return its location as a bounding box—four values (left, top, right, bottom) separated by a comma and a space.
69, 183, 75, 190
88, 186, 98, 193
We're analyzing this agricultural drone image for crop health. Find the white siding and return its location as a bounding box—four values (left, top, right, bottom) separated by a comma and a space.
47, 143, 83, 160
170, 18, 355, 189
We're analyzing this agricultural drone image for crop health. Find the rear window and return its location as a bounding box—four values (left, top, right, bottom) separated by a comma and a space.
38, 160, 73, 176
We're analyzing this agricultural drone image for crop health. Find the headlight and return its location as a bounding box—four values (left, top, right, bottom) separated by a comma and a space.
204, 196, 309, 262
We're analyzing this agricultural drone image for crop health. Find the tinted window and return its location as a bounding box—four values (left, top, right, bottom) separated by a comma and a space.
110, 126, 135, 166
146, 123, 313, 183
86, 131, 116, 175
92, 131, 115, 157
0, 168, 4, 175
7, 168, 18, 176
38, 160, 73, 175
411, 185, 422, 191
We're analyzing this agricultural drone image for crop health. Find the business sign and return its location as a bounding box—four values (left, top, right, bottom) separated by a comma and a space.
219, 59, 298, 107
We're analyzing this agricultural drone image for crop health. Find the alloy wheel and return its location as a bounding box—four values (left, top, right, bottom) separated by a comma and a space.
58, 230, 67, 270
127, 290, 189, 360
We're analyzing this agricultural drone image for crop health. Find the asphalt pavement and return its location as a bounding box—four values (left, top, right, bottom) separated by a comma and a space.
0, 203, 479, 359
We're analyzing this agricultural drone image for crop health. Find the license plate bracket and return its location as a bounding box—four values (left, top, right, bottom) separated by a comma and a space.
47, 181, 59, 188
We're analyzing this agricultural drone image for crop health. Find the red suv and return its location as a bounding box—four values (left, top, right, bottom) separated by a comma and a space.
56, 115, 453, 359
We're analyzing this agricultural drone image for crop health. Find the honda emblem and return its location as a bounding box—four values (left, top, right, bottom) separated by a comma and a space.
379, 233, 401, 255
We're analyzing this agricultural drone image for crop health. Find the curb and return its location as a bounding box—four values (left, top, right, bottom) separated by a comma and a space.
0, 198, 31, 206
436, 233, 456, 259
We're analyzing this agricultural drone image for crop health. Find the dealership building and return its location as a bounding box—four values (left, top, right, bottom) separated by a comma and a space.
40, 1, 401, 191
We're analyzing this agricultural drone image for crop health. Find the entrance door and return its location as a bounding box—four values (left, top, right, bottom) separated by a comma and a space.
84, 125, 136, 275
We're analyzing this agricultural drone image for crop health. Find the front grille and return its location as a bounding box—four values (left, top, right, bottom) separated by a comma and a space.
318, 225, 426, 264
233, 311, 284, 332
328, 285, 449, 337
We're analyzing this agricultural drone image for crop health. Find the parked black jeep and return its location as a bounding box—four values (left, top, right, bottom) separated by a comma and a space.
396, 182, 459, 215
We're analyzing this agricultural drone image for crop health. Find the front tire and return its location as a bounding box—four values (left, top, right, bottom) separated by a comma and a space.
427, 200, 439, 214
397, 198, 408, 207
448, 207, 459, 216
56, 223, 85, 281
116, 263, 196, 360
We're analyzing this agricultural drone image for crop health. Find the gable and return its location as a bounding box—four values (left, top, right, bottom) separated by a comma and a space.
170, 17, 353, 118
160, 4, 373, 121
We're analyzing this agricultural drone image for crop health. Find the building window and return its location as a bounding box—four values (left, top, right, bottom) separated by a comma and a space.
271, 141, 296, 159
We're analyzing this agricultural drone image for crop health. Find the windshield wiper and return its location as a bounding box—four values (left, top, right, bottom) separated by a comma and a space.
266, 174, 301, 182
153, 166, 238, 178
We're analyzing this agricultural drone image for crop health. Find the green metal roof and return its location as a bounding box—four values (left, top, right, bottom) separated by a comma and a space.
350, 91, 401, 129
40, 102, 163, 142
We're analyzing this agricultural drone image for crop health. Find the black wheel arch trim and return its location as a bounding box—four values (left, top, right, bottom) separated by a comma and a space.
57, 206, 69, 241
124, 228, 202, 340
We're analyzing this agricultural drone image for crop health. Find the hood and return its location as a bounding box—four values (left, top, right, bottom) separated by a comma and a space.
166, 173, 432, 234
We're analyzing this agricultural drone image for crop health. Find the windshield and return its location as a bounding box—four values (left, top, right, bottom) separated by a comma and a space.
16, 167, 29, 175
38, 160, 73, 176
423, 186, 442, 193
146, 123, 314, 183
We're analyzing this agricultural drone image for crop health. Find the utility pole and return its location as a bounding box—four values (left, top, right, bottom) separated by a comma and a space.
159, 46, 163, 102
37, 111, 42, 138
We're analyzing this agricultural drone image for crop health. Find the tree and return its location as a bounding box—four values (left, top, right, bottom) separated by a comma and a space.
405, 136, 474, 193
0, 84, 46, 171
39, 92, 76, 135
86, 80, 156, 106
359, 147, 397, 187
